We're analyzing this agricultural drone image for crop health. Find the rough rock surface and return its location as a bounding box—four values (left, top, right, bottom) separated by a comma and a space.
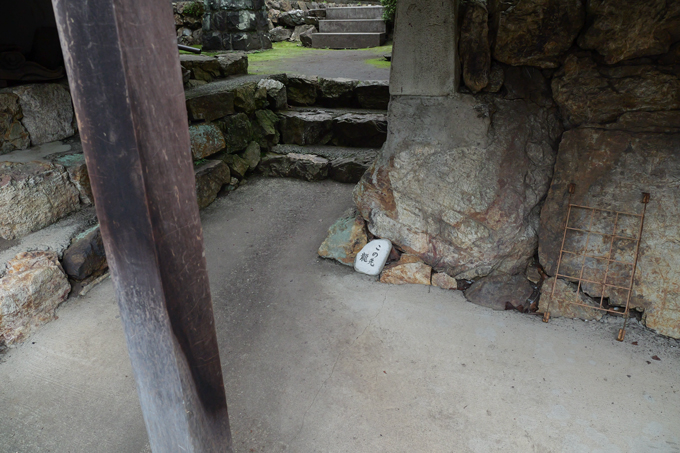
279, 110, 333, 145
218, 113, 253, 153
186, 88, 235, 122
291, 24, 316, 42
552, 54, 680, 126
180, 55, 222, 82
332, 113, 387, 148
49, 152, 94, 205
459, 2, 490, 92
218, 53, 249, 76
222, 153, 250, 180
355, 81, 390, 110
2, 84, 75, 146
61, 226, 107, 281
318, 78, 359, 107
0, 251, 71, 346
354, 88, 561, 280
578, 0, 680, 64
0, 161, 81, 240
300, 26, 315, 47
432, 272, 458, 290
0, 93, 30, 153
189, 123, 226, 159
286, 75, 318, 106
328, 154, 374, 184
491, 0, 585, 68
240, 141, 261, 170
194, 160, 230, 209
318, 208, 368, 266
538, 127, 680, 338
464, 274, 534, 311
259, 152, 329, 181
380, 255, 432, 285
538, 278, 604, 321
234, 82, 268, 114
253, 109, 281, 149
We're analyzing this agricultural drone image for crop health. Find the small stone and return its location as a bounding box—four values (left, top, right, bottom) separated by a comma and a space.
217, 53, 248, 76
61, 226, 107, 281
258, 78, 288, 110
239, 141, 261, 170
189, 123, 226, 160
525, 263, 542, 284
354, 239, 392, 276
269, 26, 293, 42
432, 272, 458, 290
291, 24, 316, 42
194, 160, 230, 209
258, 152, 329, 181
465, 274, 534, 311
483, 62, 505, 93
380, 255, 432, 285
0, 251, 71, 346
222, 153, 250, 179
286, 75, 319, 106
300, 26, 316, 48
318, 208, 368, 266
538, 278, 604, 321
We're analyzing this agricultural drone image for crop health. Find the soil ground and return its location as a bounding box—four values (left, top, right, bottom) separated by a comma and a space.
1, 177, 679, 453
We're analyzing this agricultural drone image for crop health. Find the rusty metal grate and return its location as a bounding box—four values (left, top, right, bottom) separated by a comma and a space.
542, 184, 650, 341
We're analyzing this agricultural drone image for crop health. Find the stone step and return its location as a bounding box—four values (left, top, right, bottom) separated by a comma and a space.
319, 19, 387, 33
312, 32, 387, 49
325, 6, 383, 20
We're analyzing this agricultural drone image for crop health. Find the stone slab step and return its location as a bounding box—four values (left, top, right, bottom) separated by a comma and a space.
312, 32, 387, 49
271, 144, 379, 160
325, 6, 383, 20
319, 19, 387, 33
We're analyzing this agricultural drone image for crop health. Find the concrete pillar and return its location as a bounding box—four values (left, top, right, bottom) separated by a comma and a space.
390, 0, 460, 96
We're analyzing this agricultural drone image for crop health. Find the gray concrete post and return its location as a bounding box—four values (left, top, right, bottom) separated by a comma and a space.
390, 0, 460, 96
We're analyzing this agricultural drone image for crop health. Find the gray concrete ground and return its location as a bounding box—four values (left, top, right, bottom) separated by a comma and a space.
1, 177, 679, 453
248, 48, 390, 80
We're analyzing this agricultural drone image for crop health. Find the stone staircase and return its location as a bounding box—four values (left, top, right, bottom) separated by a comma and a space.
312, 6, 387, 49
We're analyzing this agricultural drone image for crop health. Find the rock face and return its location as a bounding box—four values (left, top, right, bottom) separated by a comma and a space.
0, 161, 81, 240
49, 152, 94, 205
491, 0, 585, 68
258, 79, 287, 110
269, 26, 293, 42
253, 109, 281, 149
189, 123, 226, 159
355, 81, 390, 110
194, 160, 230, 209
459, 2, 490, 92
218, 113, 253, 153
318, 78, 359, 107
380, 255, 432, 285
218, 53, 249, 76
538, 278, 604, 321
552, 54, 680, 127
355, 86, 561, 280
202, 0, 272, 51
61, 226, 107, 281
2, 84, 75, 146
259, 152, 329, 181
0, 251, 71, 346
0, 93, 30, 153
464, 274, 534, 311
279, 110, 333, 145
286, 75, 318, 106
332, 113, 387, 148
318, 208, 368, 266
432, 272, 458, 290
578, 0, 680, 64
538, 127, 680, 339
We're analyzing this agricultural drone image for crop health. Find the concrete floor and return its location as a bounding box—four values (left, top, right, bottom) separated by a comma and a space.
1, 177, 679, 453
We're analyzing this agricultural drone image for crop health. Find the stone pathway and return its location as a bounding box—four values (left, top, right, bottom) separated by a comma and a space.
1, 177, 678, 452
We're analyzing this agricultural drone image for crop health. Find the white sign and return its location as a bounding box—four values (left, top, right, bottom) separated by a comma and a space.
354, 239, 392, 276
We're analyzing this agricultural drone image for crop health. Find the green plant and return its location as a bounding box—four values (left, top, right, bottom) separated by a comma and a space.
381, 0, 397, 23
183, 1, 204, 18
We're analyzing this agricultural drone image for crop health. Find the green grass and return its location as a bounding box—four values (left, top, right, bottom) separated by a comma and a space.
365, 56, 391, 69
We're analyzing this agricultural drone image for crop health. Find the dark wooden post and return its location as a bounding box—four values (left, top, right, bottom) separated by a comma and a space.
50, 0, 233, 451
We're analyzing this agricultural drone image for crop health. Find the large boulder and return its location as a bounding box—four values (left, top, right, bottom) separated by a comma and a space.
1, 84, 75, 146
551, 54, 680, 127
189, 123, 226, 159
578, 0, 680, 64
491, 0, 585, 68
269, 26, 293, 42
459, 1, 490, 92
354, 80, 562, 280
0, 251, 71, 346
0, 93, 30, 153
278, 9, 306, 27
538, 127, 680, 339
0, 161, 81, 240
